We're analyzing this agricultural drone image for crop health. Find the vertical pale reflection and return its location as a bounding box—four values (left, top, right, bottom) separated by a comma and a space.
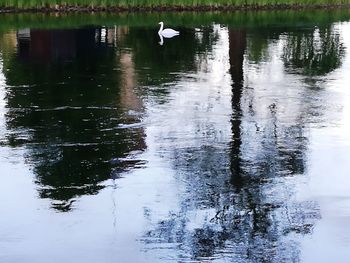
0, 36, 42, 263
0, 54, 5, 134
230, 26, 318, 263
301, 22, 350, 263
140, 25, 232, 260
340, 24, 350, 138
146, 25, 232, 152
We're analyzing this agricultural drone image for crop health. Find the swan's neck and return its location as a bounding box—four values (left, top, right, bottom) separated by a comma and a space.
158, 23, 164, 34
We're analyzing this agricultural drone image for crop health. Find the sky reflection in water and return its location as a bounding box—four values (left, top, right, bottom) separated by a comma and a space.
1, 12, 350, 263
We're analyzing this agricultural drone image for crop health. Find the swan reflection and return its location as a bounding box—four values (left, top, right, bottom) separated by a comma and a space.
158, 21, 179, 45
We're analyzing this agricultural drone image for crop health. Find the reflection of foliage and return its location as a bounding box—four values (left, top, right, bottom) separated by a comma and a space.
122, 27, 219, 86
246, 30, 271, 63
1, 23, 220, 211
3, 28, 146, 211
140, 23, 324, 262
142, 144, 319, 262
282, 26, 345, 76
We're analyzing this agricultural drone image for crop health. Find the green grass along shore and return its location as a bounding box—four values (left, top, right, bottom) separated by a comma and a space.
1, 0, 350, 12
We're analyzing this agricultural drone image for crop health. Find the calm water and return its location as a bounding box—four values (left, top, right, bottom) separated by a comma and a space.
1, 11, 350, 263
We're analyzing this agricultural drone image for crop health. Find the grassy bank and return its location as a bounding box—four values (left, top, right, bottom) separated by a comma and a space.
1, 0, 350, 12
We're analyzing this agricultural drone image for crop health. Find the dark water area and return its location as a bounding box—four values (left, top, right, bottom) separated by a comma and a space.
1, 11, 350, 263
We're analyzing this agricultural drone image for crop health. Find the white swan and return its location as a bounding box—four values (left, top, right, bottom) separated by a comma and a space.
158, 22, 179, 38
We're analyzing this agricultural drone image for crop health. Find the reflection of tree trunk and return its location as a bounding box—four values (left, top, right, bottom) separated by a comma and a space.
119, 52, 143, 112
229, 29, 246, 189
119, 51, 146, 150
116, 26, 129, 43
0, 32, 17, 57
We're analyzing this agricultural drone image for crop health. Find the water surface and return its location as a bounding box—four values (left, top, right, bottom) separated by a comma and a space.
1, 10, 350, 263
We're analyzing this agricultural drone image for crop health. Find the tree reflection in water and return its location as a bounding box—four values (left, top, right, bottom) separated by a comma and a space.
141, 23, 344, 262
3, 27, 147, 211
1, 25, 218, 211
282, 26, 345, 76
0, 18, 346, 261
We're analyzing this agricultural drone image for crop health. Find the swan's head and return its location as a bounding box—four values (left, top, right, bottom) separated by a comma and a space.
158, 22, 164, 25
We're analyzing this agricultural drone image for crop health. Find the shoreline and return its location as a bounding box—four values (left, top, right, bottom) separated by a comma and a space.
1, 3, 350, 13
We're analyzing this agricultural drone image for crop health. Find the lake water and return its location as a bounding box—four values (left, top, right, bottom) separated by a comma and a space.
1, 10, 350, 263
